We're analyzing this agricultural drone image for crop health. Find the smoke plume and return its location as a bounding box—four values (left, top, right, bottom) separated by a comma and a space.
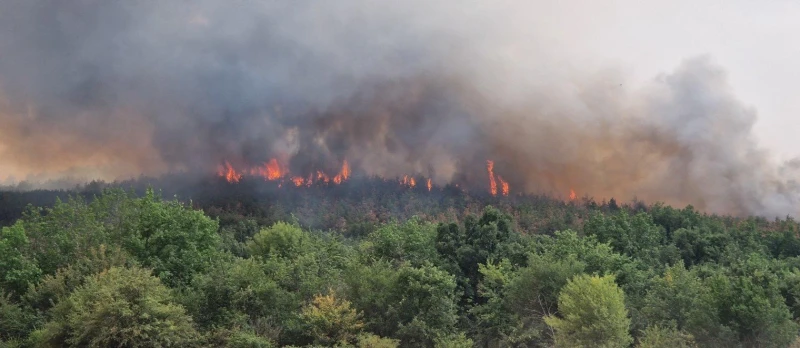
0, 0, 798, 217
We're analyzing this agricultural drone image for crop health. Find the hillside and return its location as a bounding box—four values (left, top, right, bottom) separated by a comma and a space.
2, 179, 800, 347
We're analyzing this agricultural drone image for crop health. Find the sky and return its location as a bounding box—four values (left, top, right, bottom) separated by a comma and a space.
1, 0, 799, 218
531, 0, 800, 160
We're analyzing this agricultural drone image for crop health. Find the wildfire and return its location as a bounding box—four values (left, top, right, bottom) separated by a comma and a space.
498, 176, 509, 196
216, 157, 513, 196
401, 175, 417, 188
316, 171, 330, 183
251, 158, 283, 181
333, 160, 350, 184
487, 160, 497, 196
217, 161, 242, 183
569, 189, 577, 201
218, 158, 352, 186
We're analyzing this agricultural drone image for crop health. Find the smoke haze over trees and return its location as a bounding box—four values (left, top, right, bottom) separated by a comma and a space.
1, 1, 799, 217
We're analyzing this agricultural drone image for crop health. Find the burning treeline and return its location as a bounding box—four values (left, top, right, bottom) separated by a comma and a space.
1, 1, 800, 217
215, 158, 516, 197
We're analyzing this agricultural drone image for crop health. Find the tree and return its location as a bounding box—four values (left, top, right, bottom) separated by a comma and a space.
637, 325, 696, 348
247, 221, 311, 260
25, 245, 136, 314
355, 333, 400, 348
641, 262, 720, 343
583, 211, 665, 265
0, 291, 39, 342
181, 257, 297, 342
115, 188, 221, 287
392, 264, 460, 345
300, 289, 364, 345
0, 224, 41, 298
36, 266, 200, 347
545, 274, 632, 348
365, 217, 438, 266
704, 258, 798, 348
344, 262, 459, 346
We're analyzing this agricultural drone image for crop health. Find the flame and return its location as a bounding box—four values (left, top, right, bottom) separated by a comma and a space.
218, 158, 354, 186
214, 158, 515, 196
317, 170, 330, 183
487, 160, 497, 196
252, 158, 283, 181
569, 189, 577, 200
498, 176, 509, 196
400, 175, 417, 188
333, 160, 350, 184
217, 161, 242, 183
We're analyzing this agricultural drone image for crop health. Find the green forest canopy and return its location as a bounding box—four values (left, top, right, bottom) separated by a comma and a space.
2, 185, 800, 347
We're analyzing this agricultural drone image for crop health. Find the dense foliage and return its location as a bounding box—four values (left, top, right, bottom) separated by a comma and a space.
2, 181, 800, 347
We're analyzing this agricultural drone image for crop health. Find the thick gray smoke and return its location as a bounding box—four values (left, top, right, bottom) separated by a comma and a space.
0, 0, 798, 217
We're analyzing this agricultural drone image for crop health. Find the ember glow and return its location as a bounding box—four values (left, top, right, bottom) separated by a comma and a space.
498, 176, 510, 196
217, 162, 242, 183
250, 158, 284, 181
487, 160, 498, 196
217, 157, 511, 195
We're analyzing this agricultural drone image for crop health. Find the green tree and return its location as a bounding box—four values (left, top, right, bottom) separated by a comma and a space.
435, 207, 526, 307
344, 262, 459, 346
545, 274, 632, 348
641, 262, 720, 342
246, 221, 311, 260
299, 289, 364, 345
0, 291, 39, 342
365, 217, 438, 266
392, 264, 460, 345
17, 196, 108, 276
116, 189, 221, 287
637, 325, 696, 348
181, 257, 297, 341
36, 266, 200, 347
25, 245, 136, 314
0, 223, 41, 298
583, 211, 666, 266
355, 333, 399, 348
705, 258, 798, 348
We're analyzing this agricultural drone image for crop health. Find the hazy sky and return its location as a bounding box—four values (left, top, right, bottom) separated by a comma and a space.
534, 0, 800, 160
1, 0, 799, 184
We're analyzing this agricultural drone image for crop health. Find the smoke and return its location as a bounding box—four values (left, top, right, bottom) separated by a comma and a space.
0, 0, 798, 217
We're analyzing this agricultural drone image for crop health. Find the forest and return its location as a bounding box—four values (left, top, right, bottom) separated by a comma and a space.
3, 177, 800, 347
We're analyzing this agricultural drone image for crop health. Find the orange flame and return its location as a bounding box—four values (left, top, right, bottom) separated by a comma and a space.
217, 161, 242, 183
498, 176, 509, 196
487, 160, 497, 196
399, 175, 417, 188
252, 158, 283, 181
333, 160, 350, 184
215, 158, 515, 195
569, 189, 577, 200
317, 171, 330, 183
